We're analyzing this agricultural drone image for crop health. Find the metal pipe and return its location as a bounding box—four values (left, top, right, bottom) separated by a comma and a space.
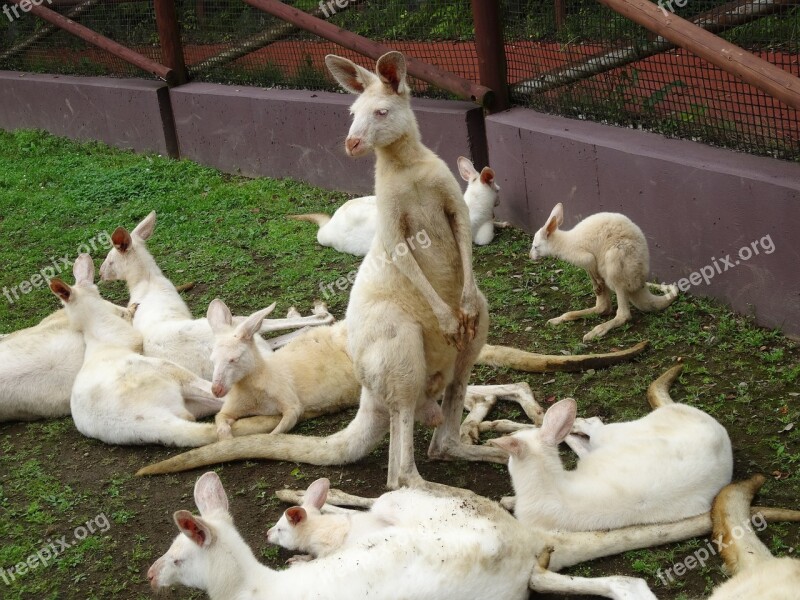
471, 0, 510, 112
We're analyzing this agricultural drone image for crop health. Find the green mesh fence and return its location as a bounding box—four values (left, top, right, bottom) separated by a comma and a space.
0, 0, 797, 159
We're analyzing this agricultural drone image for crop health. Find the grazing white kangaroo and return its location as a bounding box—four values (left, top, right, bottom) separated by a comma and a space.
289, 157, 504, 256
149, 471, 694, 600
708, 475, 800, 599
50, 255, 272, 447
0, 303, 134, 422
530, 203, 678, 341
491, 365, 733, 531
98, 212, 334, 380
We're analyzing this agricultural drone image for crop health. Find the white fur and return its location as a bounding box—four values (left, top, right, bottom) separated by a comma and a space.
530, 203, 678, 341
493, 397, 733, 531
53, 254, 227, 447
148, 473, 535, 600
99, 212, 332, 381
0, 303, 131, 422
297, 157, 501, 256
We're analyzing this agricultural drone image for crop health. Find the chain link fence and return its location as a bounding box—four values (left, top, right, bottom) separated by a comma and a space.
0, 0, 797, 159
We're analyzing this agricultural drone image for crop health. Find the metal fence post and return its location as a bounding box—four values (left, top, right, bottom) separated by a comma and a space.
154, 0, 188, 86
471, 0, 510, 113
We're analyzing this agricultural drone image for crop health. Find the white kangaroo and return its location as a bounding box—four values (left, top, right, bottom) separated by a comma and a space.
49, 254, 272, 447
98, 211, 334, 380
149, 471, 704, 600
289, 157, 504, 256
529, 203, 678, 341
708, 475, 800, 599
490, 365, 733, 531
266, 477, 394, 562
0, 302, 134, 422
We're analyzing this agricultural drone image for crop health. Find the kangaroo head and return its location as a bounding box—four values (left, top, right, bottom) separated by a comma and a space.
148, 472, 234, 592
99, 211, 156, 281
529, 203, 564, 261
207, 299, 275, 398
325, 51, 418, 157
458, 156, 500, 208
50, 253, 104, 319
266, 478, 329, 549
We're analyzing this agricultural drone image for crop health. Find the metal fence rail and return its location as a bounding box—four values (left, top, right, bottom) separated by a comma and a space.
0, 0, 797, 159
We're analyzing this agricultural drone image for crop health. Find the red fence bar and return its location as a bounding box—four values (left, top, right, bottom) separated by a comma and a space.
242, 0, 494, 107
154, 0, 188, 85
471, 0, 509, 112
8, 0, 175, 84
595, 0, 800, 110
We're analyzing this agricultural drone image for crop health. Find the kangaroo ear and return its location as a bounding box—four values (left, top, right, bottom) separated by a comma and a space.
234, 303, 277, 341
132, 211, 156, 241
50, 278, 72, 303
488, 435, 526, 459
479, 167, 495, 186
304, 478, 330, 510
457, 156, 478, 182
72, 253, 95, 286
325, 55, 378, 94
544, 203, 564, 237
376, 51, 409, 95
285, 507, 307, 527
194, 472, 229, 516
174, 510, 214, 547
111, 227, 132, 253
540, 399, 577, 446
207, 299, 233, 334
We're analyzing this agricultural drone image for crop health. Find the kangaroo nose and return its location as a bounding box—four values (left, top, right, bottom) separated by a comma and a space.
345, 137, 362, 156
212, 382, 226, 398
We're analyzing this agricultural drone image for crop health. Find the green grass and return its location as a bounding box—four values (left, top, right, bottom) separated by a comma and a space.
0, 129, 798, 599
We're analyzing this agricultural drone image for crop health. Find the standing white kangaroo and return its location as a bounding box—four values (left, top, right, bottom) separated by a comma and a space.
491, 365, 733, 531
708, 475, 800, 599
98, 211, 334, 380
149, 471, 699, 600
530, 203, 678, 341
0, 302, 134, 422
50, 254, 272, 447
289, 157, 504, 256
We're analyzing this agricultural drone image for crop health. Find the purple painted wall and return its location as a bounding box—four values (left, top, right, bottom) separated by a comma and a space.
169, 83, 487, 195
487, 109, 800, 336
0, 72, 177, 157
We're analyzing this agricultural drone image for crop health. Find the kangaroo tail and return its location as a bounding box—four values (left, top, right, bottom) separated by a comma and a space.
288, 213, 332, 228
629, 282, 679, 312
646, 363, 682, 409
712, 475, 777, 575
549, 503, 800, 571
475, 340, 648, 372
137, 406, 385, 476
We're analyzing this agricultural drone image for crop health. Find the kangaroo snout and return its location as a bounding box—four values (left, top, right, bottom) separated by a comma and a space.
345, 137, 364, 156
211, 382, 227, 398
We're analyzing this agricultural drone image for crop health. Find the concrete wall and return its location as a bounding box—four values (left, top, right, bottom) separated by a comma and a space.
170, 83, 487, 195
0, 72, 177, 157
487, 109, 800, 336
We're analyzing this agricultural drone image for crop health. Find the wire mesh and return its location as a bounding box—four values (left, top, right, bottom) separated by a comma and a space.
0, 0, 797, 160
504, 0, 800, 160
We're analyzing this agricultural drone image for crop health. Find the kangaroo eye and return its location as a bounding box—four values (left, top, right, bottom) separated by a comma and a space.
375, 109, 388, 117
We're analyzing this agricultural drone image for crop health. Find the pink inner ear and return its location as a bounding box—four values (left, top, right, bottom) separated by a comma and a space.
286, 507, 306, 526
178, 516, 207, 546
480, 168, 495, 185
111, 227, 131, 252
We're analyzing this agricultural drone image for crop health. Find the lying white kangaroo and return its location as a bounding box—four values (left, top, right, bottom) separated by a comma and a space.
99, 211, 334, 380
149, 471, 690, 600
289, 156, 504, 256
0, 303, 133, 422
530, 203, 678, 341
50, 254, 272, 447
207, 298, 548, 441
708, 475, 800, 599
491, 365, 733, 531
